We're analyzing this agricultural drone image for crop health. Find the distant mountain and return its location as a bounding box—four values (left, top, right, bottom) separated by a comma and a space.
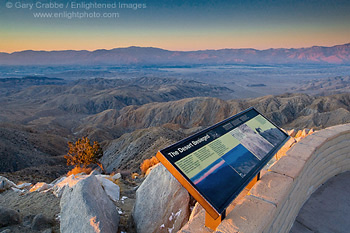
1, 44, 349, 65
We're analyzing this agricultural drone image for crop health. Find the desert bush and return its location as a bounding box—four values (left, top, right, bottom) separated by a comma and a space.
67, 166, 92, 176
64, 137, 103, 170
140, 156, 159, 174
131, 173, 140, 179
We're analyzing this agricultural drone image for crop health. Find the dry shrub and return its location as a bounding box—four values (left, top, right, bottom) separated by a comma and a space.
140, 156, 160, 174
131, 173, 140, 179
64, 137, 103, 169
67, 166, 92, 176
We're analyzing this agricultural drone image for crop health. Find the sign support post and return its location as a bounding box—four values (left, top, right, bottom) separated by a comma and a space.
205, 210, 226, 230
246, 172, 260, 190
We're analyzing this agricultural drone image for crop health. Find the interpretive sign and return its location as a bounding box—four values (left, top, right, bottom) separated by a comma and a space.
156, 107, 290, 221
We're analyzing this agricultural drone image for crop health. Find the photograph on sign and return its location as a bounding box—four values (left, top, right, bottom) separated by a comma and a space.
157, 108, 289, 216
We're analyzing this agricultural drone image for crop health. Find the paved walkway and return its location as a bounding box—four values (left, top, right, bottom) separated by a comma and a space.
290, 171, 350, 233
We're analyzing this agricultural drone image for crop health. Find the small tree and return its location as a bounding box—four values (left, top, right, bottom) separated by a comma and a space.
64, 137, 103, 170
140, 156, 159, 174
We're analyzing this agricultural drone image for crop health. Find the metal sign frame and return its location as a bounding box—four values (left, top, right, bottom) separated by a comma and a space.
156, 107, 290, 220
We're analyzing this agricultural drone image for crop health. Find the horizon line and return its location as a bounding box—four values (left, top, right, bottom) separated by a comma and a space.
2, 42, 350, 55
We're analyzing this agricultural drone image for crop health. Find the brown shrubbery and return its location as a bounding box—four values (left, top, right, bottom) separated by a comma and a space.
64, 137, 103, 170
67, 166, 92, 176
140, 156, 159, 174
131, 173, 140, 179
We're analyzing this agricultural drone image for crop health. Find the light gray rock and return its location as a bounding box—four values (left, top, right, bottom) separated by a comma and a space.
112, 173, 121, 180
0, 206, 20, 227
29, 182, 53, 192
90, 169, 101, 176
0, 176, 17, 192
60, 175, 119, 233
132, 163, 190, 233
16, 182, 32, 190
96, 176, 120, 202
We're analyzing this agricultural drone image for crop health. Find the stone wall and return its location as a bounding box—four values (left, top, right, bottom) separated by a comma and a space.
180, 123, 350, 233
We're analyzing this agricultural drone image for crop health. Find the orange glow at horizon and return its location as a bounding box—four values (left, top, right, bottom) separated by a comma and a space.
1, 29, 350, 53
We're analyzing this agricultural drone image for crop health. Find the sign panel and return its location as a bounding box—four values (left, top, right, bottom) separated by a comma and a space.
156, 107, 289, 219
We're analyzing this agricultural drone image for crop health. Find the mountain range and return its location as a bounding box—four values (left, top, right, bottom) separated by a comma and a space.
1, 43, 350, 65
2, 76, 350, 178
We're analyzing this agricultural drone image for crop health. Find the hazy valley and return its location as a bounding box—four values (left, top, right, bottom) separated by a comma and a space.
1, 44, 350, 182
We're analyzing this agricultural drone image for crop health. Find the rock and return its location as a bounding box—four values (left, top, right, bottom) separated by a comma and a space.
178, 203, 212, 233
95, 174, 110, 179
29, 182, 53, 192
0, 206, 20, 227
60, 174, 119, 233
132, 163, 190, 233
295, 130, 303, 138
287, 129, 297, 137
96, 176, 120, 202
52, 174, 88, 198
112, 173, 121, 180
0, 176, 17, 192
41, 229, 52, 233
90, 169, 101, 176
16, 182, 32, 190
31, 214, 53, 231
0, 229, 11, 233
11, 187, 26, 193
22, 215, 35, 228
189, 202, 203, 220
50, 176, 67, 186
301, 129, 310, 137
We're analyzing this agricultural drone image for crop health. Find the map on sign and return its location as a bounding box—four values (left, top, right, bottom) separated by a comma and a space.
157, 108, 289, 217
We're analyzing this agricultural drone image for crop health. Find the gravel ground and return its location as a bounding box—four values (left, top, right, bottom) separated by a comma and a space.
0, 190, 60, 233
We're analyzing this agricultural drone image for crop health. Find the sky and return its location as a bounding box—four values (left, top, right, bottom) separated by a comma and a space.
0, 0, 350, 52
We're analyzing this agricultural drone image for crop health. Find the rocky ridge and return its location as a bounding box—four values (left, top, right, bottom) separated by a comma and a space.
2, 92, 350, 178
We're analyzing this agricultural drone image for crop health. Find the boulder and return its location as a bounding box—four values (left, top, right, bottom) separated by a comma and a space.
95, 176, 120, 202
31, 214, 53, 231
60, 174, 119, 233
133, 164, 190, 233
178, 203, 213, 233
0, 206, 20, 227
29, 182, 53, 192
0, 176, 17, 192
11, 187, 26, 193
112, 173, 121, 180
52, 174, 88, 198
16, 182, 32, 190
